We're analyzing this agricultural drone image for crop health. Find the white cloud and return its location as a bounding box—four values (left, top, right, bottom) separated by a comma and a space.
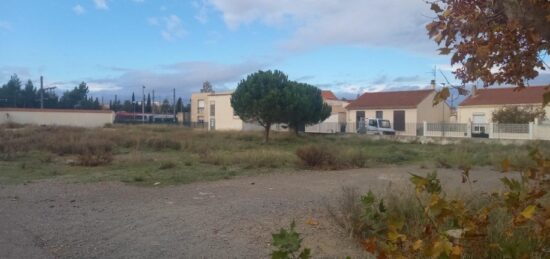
0, 20, 12, 31
207, 0, 436, 52
94, 0, 109, 10
89, 60, 265, 97
73, 5, 86, 15
193, 0, 209, 24
149, 15, 186, 41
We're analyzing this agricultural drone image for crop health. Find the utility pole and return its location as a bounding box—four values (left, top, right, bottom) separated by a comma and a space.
39, 76, 56, 109
142, 86, 146, 123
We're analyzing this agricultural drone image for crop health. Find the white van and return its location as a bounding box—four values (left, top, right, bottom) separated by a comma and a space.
357, 118, 396, 135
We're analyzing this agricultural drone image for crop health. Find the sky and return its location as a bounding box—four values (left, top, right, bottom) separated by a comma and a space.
0, 0, 548, 103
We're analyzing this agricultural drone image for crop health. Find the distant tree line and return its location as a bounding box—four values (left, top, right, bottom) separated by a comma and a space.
109, 94, 189, 114
0, 74, 101, 110
1, 74, 192, 113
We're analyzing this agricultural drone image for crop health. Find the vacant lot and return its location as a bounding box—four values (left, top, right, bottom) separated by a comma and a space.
0, 125, 545, 258
0, 124, 547, 185
0, 166, 511, 258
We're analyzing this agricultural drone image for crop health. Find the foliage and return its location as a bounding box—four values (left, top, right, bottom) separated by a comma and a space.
145, 93, 152, 113
231, 70, 330, 142
427, 1, 550, 87
284, 82, 331, 134
59, 82, 100, 109
200, 81, 214, 93
0, 74, 22, 107
271, 221, 311, 259
351, 150, 550, 259
492, 105, 547, 124
296, 145, 336, 169
231, 70, 291, 142
175, 97, 184, 113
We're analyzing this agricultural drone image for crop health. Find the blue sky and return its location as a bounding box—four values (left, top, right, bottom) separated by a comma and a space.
0, 0, 548, 102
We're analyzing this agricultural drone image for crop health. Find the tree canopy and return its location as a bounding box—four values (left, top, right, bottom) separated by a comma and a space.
231, 70, 331, 142
492, 106, 546, 124
284, 82, 331, 134
427, 0, 550, 104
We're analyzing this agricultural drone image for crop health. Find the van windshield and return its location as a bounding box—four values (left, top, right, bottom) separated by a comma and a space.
379, 120, 391, 128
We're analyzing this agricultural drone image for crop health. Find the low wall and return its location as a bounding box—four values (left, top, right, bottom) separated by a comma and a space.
0, 108, 114, 128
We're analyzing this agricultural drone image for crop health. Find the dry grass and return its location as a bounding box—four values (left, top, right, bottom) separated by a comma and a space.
0, 124, 548, 185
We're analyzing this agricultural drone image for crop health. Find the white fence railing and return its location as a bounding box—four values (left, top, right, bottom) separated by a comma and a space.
303, 120, 550, 141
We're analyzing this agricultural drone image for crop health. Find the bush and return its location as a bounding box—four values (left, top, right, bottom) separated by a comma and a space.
296, 145, 337, 169
325, 150, 550, 259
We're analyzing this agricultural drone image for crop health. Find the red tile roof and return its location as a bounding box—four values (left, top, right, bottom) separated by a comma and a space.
321, 91, 338, 100
459, 86, 549, 107
346, 89, 434, 110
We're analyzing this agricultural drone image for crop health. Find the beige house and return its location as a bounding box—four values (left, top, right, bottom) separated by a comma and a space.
346, 89, 451, 135
190, 91, 244, 130
305, 91, 349, 133
0, 108, 114, 127
457, 86, 550, 124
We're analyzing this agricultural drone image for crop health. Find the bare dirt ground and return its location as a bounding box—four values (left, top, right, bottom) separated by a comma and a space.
0, 166, 509, 258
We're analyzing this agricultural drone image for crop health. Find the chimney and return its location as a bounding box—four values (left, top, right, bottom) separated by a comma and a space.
471, 85, 477, 96
430, 80, 436, 90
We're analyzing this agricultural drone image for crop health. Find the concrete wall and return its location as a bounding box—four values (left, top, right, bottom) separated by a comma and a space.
209, 93, 243, 131
416, 91, 451, 123
0, 108, 114, 127
457, 104, 550, 123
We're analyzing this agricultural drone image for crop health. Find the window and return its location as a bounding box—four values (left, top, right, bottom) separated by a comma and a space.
197, 116, 204, 123
368, 119, 378, 127
379, 120, 391, 128
376, 111, 383, 119
210, 101, 215, 116
197, 100, 205, 114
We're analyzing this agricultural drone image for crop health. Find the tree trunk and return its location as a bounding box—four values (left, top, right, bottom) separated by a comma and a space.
264, 122, 271, 143
294, 126, 300, 136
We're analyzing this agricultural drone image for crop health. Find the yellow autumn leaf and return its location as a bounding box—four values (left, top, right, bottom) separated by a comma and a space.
451, 245, 463, 256
501, 158, 510, 172
412, 239, 423, 251
305, 218, 319, 226
520, 205, 536, 219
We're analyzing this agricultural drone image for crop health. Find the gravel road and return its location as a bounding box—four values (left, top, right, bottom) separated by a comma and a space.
0, 166, 508, 258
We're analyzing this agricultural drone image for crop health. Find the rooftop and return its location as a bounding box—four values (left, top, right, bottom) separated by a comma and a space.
459, 86, 548, 107
346, 89, 434, 110
321, 91, 338, 100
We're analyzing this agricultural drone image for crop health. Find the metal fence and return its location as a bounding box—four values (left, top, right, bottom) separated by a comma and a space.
426, 122, 469, 138
178, 120, 549, 141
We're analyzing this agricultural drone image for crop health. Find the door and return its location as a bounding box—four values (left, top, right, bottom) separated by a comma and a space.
356, 111, 365, 130
393, 110, 405, 131
471, 113, 488, 137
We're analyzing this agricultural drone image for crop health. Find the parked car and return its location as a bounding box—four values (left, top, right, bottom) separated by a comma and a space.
357, 118, 396, 135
